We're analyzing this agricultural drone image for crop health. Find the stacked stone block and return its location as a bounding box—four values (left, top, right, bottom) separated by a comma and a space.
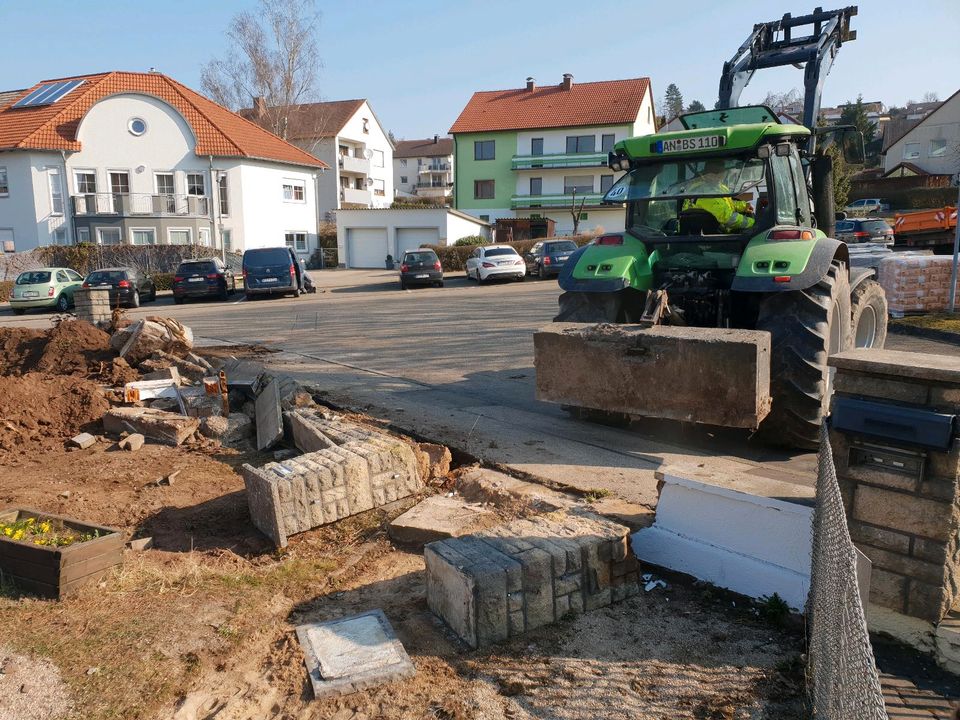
425, 511, 640, 648
72, 288, 111, 324
241, 410, 422, 546
828, 349, 960, 624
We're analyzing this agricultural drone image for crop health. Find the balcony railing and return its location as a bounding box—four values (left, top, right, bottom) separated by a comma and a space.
415, 181, 453, 189
418, 162, 451, 173
340, 187, 372, 205
511, 152, 609, 170
339, 154, 370, 174
72, 193, 209, 217
511, 192, 607, 209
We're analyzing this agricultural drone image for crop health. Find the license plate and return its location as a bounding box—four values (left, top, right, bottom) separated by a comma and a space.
188, 277, 203, 282
415, 274, 429, 279
261, 277, 278, 283
557, 256, 569, 262
24, 291, 38, 298
497, 261, 511, 266
656, 135, 724, 153
95, 284, 111, 288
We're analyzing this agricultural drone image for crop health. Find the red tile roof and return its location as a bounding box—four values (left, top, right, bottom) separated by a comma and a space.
449, 77, 651, 134
393, 137, 453, 158
0, 71, 327, 168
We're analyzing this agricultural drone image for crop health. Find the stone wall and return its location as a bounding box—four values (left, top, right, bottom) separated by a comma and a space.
829, 349, 960, 624
73, 289, 110, 325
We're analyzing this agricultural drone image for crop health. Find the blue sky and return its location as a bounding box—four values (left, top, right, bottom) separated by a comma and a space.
1, 0, 958, 139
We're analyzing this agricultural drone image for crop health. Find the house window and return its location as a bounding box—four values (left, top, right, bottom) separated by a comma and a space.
371, 149, 384, 167
566, 135, 595, 153
128, 117, 147, 136
48, 169, 63, 215
479, 214, 490, 222
52, 226, 67, 245
400, 175, 408, 184
529, 177, 542, 195
531, 138, 543, 156
474, 140, 495, 161
222, 229, 232, 251
131, 228, 156, 245
474, 180, 495, 199
76, 227, 90, 244
283, 180, 306, 202
400, 159, 407, 167
362, 118, 370, 134
600, 175, 614, 193
285, 232, 308, 252
601, 134, 616, 152
198, 228, 210, 246
929, 139, 948, 157
187, 173, 205, 196
564, 175, 594, 193
903, 143, 921, 160
218, 175, 229, 216
0, 167, 8, 196
75, 170, 97, 194
0, 228, 13, 252
155, 173, 174, 195
168, 228, 191, 245
109, 171, 129, 194
97, 227, 122, 245
373, 179, 385, 196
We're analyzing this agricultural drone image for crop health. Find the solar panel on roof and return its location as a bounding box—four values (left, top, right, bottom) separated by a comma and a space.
10, 79, 85, 109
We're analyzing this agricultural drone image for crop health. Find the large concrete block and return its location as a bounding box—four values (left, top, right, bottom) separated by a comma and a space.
425, 511, 636, 649
534, 323, 771, 428
102, 406, 199, 446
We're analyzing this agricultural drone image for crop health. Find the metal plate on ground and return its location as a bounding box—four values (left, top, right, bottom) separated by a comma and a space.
295, 610, 415, 698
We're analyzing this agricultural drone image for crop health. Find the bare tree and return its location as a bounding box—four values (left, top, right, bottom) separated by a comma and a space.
762, 88, 801, 112
200, 0, 322, 139
922, 91, 940, 103
569, 191, 588, 236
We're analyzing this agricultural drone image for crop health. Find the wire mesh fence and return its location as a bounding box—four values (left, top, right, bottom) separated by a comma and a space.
807, 424, 888, 719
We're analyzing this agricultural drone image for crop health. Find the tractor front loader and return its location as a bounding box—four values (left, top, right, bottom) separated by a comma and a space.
533, 6, 888, 449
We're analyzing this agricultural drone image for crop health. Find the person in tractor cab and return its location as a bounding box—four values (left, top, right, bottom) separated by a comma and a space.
682, 159, 755, 233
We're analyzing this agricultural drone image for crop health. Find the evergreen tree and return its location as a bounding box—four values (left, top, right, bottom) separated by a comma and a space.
839, 95, 876, 145
686, 99, 706, 113
663, 84, 684, 120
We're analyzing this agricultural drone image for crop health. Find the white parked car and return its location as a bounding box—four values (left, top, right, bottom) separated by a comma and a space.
465, 245, 525, 283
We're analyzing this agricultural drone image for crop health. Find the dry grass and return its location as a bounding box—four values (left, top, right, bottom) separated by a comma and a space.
892, 312, 960, 334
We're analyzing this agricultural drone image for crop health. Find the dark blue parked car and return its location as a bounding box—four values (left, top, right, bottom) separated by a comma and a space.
242, 247, 305, 299
523, 239, 579, 279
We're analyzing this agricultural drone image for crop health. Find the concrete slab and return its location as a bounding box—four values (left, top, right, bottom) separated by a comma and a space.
255, 378, 283, 450
102, 407, 199, 446
68, 433, 96, 450
295, 610, 415, 699
534, 323, 771, 428
221, 358, 266, 394
830, 348, 960, 385
455, 467, 573, 512
387, 495, 499, 546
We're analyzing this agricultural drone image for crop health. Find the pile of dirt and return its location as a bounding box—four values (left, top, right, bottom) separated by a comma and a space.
0, 320, 117, 379
0, 373, 110, 453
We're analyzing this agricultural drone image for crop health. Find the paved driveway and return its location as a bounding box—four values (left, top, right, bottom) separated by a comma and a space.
3, 270, 956, 516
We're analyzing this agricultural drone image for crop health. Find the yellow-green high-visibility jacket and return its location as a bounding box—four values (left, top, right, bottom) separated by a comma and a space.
682, 179, 755, 232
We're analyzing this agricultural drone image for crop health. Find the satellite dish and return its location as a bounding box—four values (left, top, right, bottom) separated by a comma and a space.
365, 177, 374, 187
363, 149, 373, 160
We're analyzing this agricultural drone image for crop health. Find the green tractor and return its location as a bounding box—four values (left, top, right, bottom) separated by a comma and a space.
536, 6, 887, 449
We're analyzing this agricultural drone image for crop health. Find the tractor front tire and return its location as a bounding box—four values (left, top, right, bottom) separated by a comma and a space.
850, 279, 888, 349
755, 261, 852, 450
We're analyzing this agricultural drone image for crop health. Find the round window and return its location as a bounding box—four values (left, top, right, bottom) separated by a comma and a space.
128, 118, 147, 136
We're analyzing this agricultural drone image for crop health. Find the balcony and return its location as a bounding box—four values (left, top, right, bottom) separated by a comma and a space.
511, 192, 606, 210
415, 181, 453, 198
340, 187, 372, 206
418, 162, 451, 174
511, 152, 608, 170
72, 193, 209, 217
339, 154, 370, 174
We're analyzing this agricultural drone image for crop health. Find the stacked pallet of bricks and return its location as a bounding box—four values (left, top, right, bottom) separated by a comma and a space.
425, 511, 640, 648
72, 288, 111, 324
241, 409, 423, 547
877, 255, 956, 316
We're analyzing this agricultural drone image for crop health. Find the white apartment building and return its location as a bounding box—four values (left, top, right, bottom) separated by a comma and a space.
0, 71, 326, 255
393, 136, 454, 201
245, 99, 394, 220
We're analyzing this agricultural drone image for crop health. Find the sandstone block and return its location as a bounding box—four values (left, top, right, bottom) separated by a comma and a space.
103, 407, 198, 446
833, 372, 929, 405
849, 521, 911, 554
869, 567, 907, 612
387, 495, 498, 547
853, 486, 957, 542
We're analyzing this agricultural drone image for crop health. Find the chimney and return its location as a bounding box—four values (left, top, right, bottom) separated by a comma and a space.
253, 96, 267, 119
561, 73, 573, 91
434, 134, 439, 144
526, 77, 536, 92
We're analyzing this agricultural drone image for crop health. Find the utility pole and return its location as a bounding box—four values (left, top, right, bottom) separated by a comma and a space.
950, 180, 960, 313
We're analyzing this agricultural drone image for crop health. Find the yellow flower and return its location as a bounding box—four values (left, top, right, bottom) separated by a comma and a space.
11, 530, 24, 541
39, 522, 51, 534
2, 527, 11, 537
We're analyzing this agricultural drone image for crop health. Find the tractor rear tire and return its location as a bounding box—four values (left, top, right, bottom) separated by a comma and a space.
755, 261, 852, 450
850, 279, 888, 349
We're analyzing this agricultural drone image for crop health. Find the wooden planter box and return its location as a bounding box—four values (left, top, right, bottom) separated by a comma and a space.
0, 508, 124, 599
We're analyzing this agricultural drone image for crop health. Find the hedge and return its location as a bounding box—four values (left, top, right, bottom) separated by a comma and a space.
848, 186, 959, 211
153, 273, 176, 291
0, 280, 11, 302
426, 234, 596, 272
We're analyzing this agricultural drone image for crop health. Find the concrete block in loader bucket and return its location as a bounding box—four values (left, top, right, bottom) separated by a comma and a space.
534, 323, 772, 429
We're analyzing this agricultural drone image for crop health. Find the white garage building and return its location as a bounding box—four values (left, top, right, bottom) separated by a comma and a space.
336, 207, 491, 268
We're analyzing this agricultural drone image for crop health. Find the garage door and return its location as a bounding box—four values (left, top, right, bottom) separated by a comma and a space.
396, 227, 440, 256
346, 227, 388, 268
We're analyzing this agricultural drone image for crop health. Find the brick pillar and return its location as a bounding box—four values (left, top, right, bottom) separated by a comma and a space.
72, 288, 111, 325
829, 349, 960, 624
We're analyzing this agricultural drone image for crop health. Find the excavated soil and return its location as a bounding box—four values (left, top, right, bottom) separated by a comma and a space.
0, 320, 117, 378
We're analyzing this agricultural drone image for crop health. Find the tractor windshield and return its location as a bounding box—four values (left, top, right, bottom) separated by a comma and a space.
604, 157, 767, 239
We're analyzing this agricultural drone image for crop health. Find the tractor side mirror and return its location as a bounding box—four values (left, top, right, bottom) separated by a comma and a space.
815, 125, 865, 165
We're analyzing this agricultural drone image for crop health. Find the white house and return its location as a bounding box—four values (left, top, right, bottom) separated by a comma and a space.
882, 89, 960, 178
244, 99, 394, 220
336, 207, 490, 268
0, 71, 326, 256
393, 136, 454, 201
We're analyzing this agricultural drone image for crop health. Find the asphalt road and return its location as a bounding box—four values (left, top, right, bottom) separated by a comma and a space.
3, 271, 957, 517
